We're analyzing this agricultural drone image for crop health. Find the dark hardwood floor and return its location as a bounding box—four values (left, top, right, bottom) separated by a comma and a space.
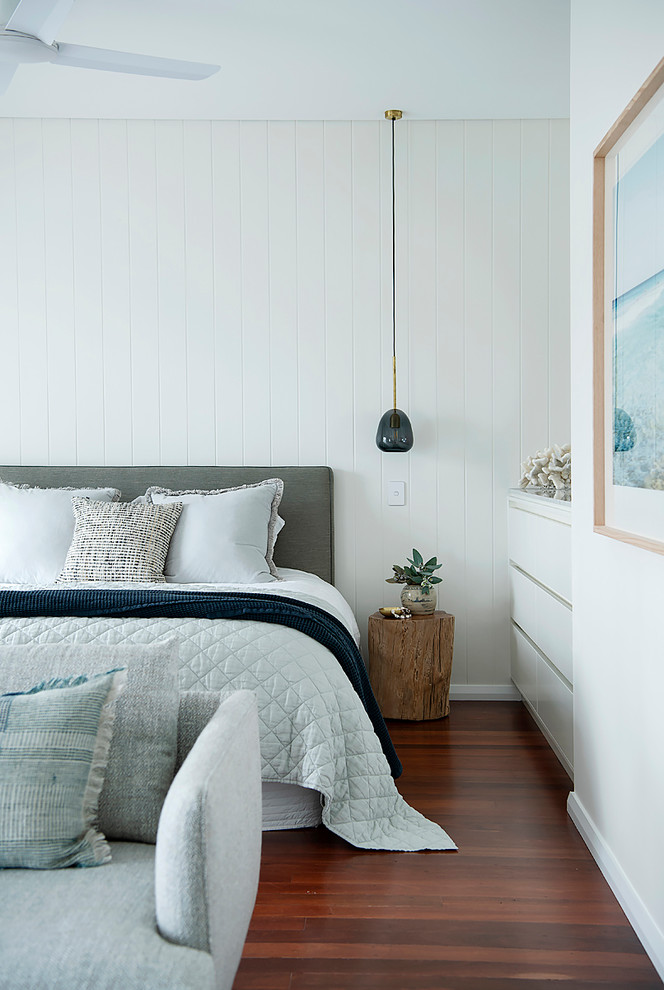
235, 701, 662, 989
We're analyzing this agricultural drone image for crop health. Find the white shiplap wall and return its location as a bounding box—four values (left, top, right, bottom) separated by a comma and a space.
0, 118, 570, 687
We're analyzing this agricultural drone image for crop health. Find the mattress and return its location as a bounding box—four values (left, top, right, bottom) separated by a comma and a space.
0, 570, 455, 851
262, 781, 323, 830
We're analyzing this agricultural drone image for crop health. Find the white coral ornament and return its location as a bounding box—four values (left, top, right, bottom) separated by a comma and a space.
519, 443, 571, 490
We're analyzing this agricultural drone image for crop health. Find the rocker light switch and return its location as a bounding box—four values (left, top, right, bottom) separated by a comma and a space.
387, 481, 405, 506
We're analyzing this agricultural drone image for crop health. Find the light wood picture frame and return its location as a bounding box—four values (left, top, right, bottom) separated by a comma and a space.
593, 57, 664, 555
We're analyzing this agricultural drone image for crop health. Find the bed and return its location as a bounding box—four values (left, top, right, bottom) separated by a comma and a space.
0, 465, 455, 851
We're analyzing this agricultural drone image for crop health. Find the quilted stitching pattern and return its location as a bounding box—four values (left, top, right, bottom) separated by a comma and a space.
0, 615, 455, 851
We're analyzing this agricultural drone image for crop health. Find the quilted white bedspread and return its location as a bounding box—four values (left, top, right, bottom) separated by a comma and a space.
0, 571, 455, 851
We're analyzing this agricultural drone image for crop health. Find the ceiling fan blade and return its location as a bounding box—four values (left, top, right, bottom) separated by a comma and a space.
5, 0, 73, 44
54, 43, 219, 80
0, 59, 17, 92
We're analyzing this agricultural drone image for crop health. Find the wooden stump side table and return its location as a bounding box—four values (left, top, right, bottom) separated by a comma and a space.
367, 610, 455, 720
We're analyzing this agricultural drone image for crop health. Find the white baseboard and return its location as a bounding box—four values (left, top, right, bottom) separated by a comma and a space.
449, 684, 521, 701
567, 791, 664, 981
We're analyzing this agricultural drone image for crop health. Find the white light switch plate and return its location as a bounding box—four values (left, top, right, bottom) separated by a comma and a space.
387, 481, 405, 506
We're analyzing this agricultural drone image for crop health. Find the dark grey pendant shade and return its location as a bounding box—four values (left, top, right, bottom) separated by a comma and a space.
376, 408, 414, 452
376, 109, 413, 453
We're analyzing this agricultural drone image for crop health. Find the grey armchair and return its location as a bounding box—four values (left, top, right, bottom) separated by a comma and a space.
0, 690, 262, 990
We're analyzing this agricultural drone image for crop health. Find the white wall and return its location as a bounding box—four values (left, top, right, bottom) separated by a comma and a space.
0, 117, 570, 686
569, 0, 664, 976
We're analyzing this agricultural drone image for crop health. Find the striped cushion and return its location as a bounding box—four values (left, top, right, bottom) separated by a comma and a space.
0, 668, 126, 869
58, 498, 182, 583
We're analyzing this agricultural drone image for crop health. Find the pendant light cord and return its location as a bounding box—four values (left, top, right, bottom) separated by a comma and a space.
391, 116, 397, 411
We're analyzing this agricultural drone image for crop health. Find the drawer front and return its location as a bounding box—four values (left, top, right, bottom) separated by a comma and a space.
537, 654, 574, 765
509, 506, 571, 602
509, 566, 538, 643
536, 588, 573, 684
510, 623, 537, 707
508, 505, 538, 577
509, 565, 573, 684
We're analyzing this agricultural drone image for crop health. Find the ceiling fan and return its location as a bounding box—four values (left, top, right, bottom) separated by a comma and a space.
0, 0, 219, 94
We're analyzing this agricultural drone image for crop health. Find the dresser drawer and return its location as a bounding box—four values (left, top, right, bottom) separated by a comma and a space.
537, 653, 573, 766
510, 623, 537, 706
509, 565, 573, 684
508, 505, 572, 603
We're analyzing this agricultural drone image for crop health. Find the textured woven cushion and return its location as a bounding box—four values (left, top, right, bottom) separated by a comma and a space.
0, 668, 126, 869
0, 641, 181, 843
146, 479, 283, 583
0, 481, 120, 584
58, 498, 182, 583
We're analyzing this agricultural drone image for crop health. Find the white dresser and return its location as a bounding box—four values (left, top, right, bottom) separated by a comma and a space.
508, 489, 573, 778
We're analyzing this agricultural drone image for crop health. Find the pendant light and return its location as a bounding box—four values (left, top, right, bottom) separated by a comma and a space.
376, 109, 414, 453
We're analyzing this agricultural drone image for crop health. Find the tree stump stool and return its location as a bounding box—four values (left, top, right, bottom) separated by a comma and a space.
367, 610, 455, 720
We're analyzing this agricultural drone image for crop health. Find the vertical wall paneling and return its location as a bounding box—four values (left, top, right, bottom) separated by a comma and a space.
70, 120, 104, 463
323, 121, 355, 606
296, 122, 327, 464
42, 119, 76, 465
351, 122, 384, 622
211, 122, 243, 464
127, 120, 160, 465
0, 120, 21, 463
492, 120, 522, 685
548, 118, 571, 445
521, 120, 551, 460
155, 120, 188, 463
267, 121, 299, 466
435, 120, 467, 679
0, 116, 569, 684
464, 122, 496, 684
183, 121, 215, 465
406, 120, 439, 594
99, 120, 132, 465
239, 122, 271, 465
14, 120, 48, 463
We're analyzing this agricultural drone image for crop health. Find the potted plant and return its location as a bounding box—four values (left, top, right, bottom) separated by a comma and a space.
386, 549, 442, 615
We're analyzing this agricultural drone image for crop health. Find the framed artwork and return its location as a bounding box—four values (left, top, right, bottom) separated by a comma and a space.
594, 57, 664, 554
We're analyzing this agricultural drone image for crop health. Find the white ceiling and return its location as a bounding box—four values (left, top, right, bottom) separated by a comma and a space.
0, 0, 570, 119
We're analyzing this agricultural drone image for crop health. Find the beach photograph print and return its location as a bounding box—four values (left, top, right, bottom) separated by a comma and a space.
612, 127, 664, 491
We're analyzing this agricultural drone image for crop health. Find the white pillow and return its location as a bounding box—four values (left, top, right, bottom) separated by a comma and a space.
0, 482, 120, 584
146, 479, 283, 584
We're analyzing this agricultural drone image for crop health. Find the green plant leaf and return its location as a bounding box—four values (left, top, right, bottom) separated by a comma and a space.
412, 549, 423, 566
424, 556, 437, 568
429, 576, 442, 584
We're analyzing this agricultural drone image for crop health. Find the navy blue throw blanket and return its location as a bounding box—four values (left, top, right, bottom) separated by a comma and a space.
0, 588, 402, 778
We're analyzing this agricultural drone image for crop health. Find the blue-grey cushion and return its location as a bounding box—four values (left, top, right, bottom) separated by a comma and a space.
0, 842, 214, 989
0, 668, 126, 869
0, 640, 180, 842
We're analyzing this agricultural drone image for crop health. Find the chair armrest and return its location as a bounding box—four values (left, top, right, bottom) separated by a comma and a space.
155, 690, 262, 990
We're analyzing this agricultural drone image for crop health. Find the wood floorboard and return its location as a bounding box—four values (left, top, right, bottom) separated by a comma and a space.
234, 701, 662, 989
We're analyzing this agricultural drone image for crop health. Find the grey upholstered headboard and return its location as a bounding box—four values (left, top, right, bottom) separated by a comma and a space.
0, 466, 334, 584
